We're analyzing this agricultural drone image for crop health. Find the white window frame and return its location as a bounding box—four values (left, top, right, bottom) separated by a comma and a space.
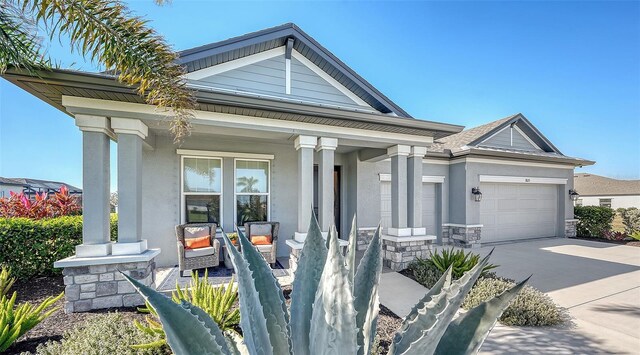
180, 155, 223, 228
234, 158, 271, 230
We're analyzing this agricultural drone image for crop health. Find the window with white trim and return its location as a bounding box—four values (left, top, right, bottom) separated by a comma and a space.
235, 159, 269, 226
599, 198, 612, 208
182, 157, 222, 224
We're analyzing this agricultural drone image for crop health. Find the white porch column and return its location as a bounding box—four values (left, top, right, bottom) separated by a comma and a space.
408, 146, 427, 235
111, 118, 148, 255
295, 135, 317, 242
316, 137, 338, 232
74, 115, 114, 257
387, 145, 411, 236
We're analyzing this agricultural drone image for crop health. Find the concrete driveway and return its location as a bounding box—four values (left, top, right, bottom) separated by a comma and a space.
454, 238, 640, 354
381, 238, 640, 354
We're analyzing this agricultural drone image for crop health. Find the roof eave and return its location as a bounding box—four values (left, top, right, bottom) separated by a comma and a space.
453, 148, 595, 166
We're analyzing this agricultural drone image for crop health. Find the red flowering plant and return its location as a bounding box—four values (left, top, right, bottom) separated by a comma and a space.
0, 186, 81, 219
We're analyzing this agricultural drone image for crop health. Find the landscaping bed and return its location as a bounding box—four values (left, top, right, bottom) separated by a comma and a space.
8, 277, 404, 354
570, 236, 640, 247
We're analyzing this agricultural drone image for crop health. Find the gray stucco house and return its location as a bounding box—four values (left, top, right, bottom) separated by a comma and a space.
3, 23, 593, 311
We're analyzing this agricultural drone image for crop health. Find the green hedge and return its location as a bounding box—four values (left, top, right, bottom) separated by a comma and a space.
574, 205, 615, 238
0, 214, 117, 280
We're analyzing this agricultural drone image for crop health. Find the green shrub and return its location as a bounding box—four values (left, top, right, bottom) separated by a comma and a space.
32, 313, 166, 355
574, 205, 615, 237
0, 214, 117, 279
0, 273, 62, 352
462, 277, 565, 326
619, 207, 640, 235
408, 259, 444, 289
134, 272, 241, 349
428, 248, 498, 279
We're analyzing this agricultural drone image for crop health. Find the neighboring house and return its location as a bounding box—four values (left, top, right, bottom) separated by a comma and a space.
2, 23, 594, 311
0, 177, 82, 199
573, 173, 640, 209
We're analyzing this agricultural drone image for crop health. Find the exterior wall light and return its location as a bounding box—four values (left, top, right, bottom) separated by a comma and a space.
569, 189, 580, 202
472, 187, 482, 202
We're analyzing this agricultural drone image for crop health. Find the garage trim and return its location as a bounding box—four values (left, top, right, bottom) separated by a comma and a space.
379, 173, 445, 183
479, 175, 567, 185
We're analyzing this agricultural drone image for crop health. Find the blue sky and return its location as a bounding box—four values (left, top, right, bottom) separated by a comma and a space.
1, 1, 639, 191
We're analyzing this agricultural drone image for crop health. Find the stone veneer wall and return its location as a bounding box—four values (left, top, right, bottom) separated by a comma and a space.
565, 220, 578, 238
382, 237, 432, 271
289, 248, 301, 275
62, 260, 155, 313
356, 228, 377, 251
447, 225, 482, 248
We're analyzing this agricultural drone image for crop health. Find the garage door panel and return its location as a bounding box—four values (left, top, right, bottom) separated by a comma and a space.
480, 183, 557, 242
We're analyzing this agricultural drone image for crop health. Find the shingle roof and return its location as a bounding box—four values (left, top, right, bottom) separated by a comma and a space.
574, 173, 640, 196
429, 114, 519, 153
0, 177, 82, 193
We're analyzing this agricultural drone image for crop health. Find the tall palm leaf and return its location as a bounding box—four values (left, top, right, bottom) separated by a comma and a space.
0, 0, 195, 142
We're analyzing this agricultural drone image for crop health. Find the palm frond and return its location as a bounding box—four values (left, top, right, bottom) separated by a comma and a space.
0, 1, 49, 74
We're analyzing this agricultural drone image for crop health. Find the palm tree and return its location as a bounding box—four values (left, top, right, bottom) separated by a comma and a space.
237, 176, 260, 193
0, 0, 195, 142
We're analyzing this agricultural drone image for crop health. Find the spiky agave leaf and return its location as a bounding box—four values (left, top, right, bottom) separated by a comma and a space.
121, 273, 230, 355
435, 277, 530, 355
390, 253, 493, 355
310, 225, 358, 354
222, 232, 272, 355
346, 215, 358, 283
236, 228, 292, 354
289, 213, 328, 355
354, 225, 383, 355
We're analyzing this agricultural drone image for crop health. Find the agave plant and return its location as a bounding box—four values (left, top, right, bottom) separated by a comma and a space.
124, 215, 528, 355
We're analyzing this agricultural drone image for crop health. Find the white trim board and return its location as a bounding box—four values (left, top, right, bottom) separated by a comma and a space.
379, 173, 445, 183
184, 47, 286, 80
291, 51, 371, 108
61, 97, 433, 146
513, 125, 543, 150
176, 149, 274, 160
449, 157, 575, 170
479, 175, 567, 185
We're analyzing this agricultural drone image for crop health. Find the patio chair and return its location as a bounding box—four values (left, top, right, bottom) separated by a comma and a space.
175, 223, 220, 277
244, 221, 279, 267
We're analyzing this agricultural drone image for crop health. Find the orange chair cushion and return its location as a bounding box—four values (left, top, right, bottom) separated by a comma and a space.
251, 235, 272, 245
185, 236, 211, 250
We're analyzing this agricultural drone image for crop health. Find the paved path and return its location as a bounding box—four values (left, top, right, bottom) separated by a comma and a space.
379, 238, 640, 354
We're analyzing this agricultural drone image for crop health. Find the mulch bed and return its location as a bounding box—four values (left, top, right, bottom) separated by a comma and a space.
8, 277, 404, 354
570, 236, 640, 247
7, 276, 147, 355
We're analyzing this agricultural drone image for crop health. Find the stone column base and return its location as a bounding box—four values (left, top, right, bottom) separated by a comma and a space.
55, 249, 160, 313
382, 235, 435, 271
356, 228, 377, 251
443, 224, 483, 248
565, 219, 578, 238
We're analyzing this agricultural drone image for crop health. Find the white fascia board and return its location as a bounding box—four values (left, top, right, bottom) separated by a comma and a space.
291, 50, 372, 108
448, 157, 575, 170
379, 173, 445, 183
61, 96, 432, 146
176, 149, 274, 160
479, 175, 567, 185
184, 47, 286, 80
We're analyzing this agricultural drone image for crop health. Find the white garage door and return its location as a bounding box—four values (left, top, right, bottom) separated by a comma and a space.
380, 182, 437, 234
480, 183, 557, 243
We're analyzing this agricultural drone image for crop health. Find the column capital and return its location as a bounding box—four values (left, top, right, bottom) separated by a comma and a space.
387, 145, 411, 157
410, 146, 428, 158
111, 118, 148, 139
294, 135, 318, 150
75, 115, 115, 139
316, 137, 338, 151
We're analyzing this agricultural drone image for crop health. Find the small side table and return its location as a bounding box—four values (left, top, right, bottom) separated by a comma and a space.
223, 243, 240, 269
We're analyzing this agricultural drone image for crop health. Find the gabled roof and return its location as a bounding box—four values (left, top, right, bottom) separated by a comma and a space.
177, 23, 411, 117
0, 177, 82, 193
574, 173, 640, 196
428, 113, 595, 166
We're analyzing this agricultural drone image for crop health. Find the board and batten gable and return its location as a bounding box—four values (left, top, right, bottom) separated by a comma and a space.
186, 47, 374, 111
479, 125, 542, 151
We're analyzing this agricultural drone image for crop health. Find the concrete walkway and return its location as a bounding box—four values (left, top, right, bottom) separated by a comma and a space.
379, 238, 640, 354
